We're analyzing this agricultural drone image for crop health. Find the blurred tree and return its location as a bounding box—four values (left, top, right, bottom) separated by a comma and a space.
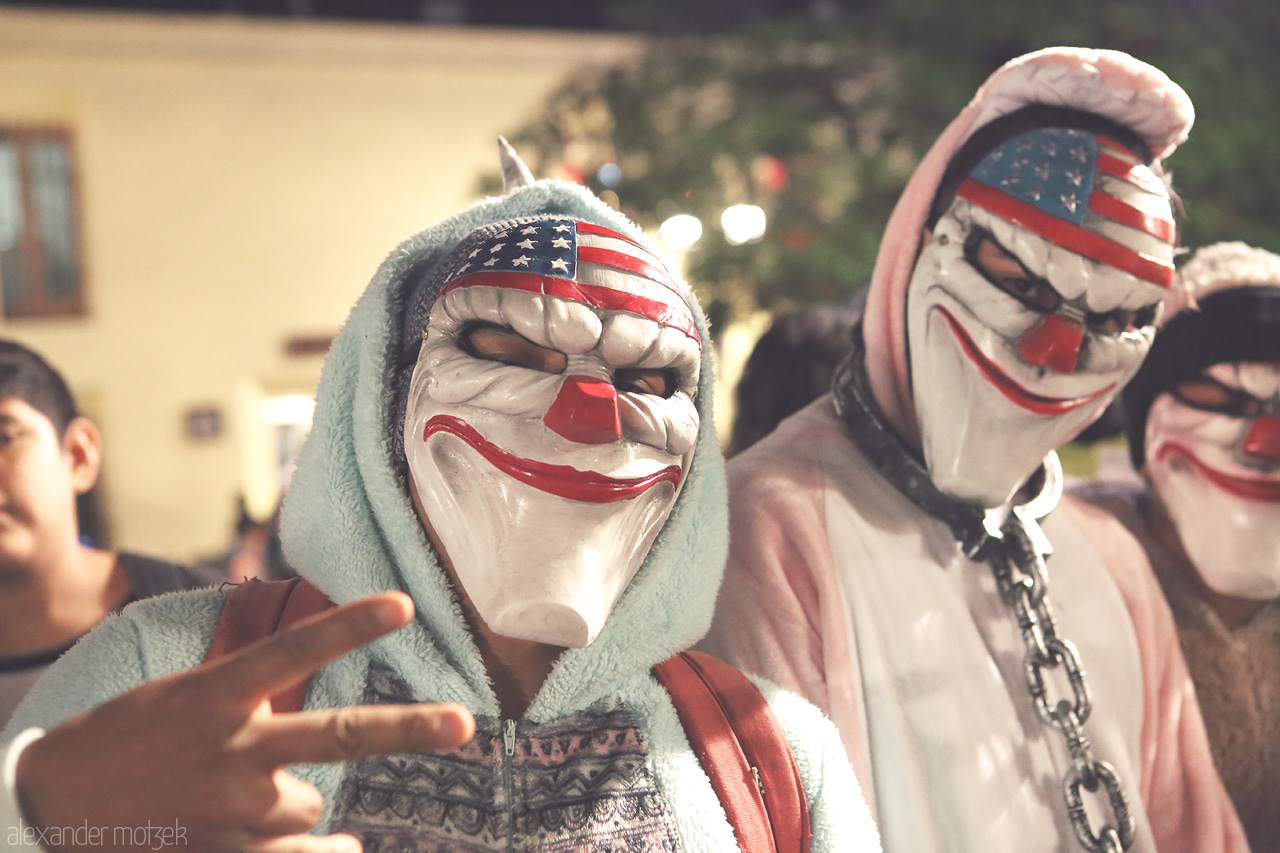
493, 25, 950, 324
495, 0, 1280, 329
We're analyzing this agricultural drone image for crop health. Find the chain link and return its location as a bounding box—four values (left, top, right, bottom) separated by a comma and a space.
986, 515, 1136, 853
1064, 761, 1134, 853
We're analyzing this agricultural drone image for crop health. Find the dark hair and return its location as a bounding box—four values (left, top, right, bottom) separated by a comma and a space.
1123, 286, 1280, 469
926, 105, 1157, 229
728, 303, 859, 457
0, 339, 79, 436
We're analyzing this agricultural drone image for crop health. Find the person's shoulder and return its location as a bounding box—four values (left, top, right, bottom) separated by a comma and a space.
4, 586, 230, 736
729, 396, 848, 481
748, 673, 880, 851
1059, 482, 1151, 549
1065, 479, 1144, 521
1056, 486, 1164, 613
116, 551, 223, 598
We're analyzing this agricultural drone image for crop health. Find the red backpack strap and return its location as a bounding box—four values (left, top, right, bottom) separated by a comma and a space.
205, 577, 336, 713
652, 650, 812, 853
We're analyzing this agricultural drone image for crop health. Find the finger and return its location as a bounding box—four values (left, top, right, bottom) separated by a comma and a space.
249, 702, 476, 767
245, 832, 363, 853
199, 592, 415, 705
247, 770, 326, 837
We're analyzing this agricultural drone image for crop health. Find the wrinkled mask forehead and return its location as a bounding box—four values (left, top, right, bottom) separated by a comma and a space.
414, 217, 701, 363
959, 127, 1175, 295
425, 216, 702, 418
1211, 361, 1280, 401
395, 216, 703, 444
445, 217, 697, 339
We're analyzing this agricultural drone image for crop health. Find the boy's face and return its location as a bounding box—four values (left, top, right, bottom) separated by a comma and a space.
0, 398, 96, 575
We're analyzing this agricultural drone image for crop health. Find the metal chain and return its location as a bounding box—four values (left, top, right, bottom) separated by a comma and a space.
834, 343, 1137, 853
982, 517, 1135, 853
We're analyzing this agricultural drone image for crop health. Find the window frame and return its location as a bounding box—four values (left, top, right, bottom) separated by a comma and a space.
0, 125, 88, 319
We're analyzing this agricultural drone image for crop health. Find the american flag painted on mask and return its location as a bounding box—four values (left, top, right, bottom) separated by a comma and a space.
957, 127, 1175, 288
441, 218, 699, 343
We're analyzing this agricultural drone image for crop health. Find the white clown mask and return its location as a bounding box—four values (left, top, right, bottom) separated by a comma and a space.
907, 127, 1175, 506
1147, 362, 1280, 600
403, 217, 702, 648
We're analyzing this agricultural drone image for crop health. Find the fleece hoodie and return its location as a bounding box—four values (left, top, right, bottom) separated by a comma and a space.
2, 180, 876, 852
702, 48, 1246, 853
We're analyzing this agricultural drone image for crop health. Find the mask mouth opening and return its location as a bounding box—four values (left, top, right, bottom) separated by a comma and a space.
490, 601, 594, 649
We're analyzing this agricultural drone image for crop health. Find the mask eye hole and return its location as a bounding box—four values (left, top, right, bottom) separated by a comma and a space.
1087, 305, 1158, 336
966, 232, 1062, 313
459, 323, 567, 374
614, 367, 677, 398
1172, 376, 1260, 416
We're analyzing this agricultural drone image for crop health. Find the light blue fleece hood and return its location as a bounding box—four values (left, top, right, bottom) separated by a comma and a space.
279, 178, 728, 721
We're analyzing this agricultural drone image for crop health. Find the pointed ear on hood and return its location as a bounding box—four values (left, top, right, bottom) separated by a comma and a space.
861, 47, 1194, 445
498, 137, 535, 194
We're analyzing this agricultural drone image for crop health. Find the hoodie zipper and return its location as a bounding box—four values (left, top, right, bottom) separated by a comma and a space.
503, 718, 516, 853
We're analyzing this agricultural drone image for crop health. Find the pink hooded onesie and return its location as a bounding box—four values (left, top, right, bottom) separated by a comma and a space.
702, 48, 1247, 853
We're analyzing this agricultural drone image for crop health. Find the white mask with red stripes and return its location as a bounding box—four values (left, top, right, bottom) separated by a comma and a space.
403, 217, 702, 647
907, 127, 1174, 506
1147, 362, 1280, 599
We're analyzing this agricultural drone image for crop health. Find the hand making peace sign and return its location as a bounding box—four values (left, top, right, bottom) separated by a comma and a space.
14, 592, 475, 853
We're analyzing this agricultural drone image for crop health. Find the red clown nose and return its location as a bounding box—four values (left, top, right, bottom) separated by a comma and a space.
1017, 314, 1085, 374
1242, 416, 1280, 461
544, 376, 622, 444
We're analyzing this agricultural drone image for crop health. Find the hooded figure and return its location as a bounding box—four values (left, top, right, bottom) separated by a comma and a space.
1081, 241, 1280, 852
702, 48, 1247, 853
1, 162, 874, 851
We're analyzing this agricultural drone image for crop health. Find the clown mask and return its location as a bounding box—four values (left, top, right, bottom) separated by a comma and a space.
1147, 362, 1280, 600
403, 217, 701, 648
907, 127, 1174, 506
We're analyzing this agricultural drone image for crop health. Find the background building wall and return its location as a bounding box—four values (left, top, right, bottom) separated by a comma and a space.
0, 7, 640, 561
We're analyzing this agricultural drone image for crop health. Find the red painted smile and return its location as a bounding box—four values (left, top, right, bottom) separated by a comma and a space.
1155, 441, 1280, 503
934, 306, 1115, 416
422, 415, 681, 503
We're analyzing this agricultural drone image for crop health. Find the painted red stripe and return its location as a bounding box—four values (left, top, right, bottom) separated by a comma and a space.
575, 221, 652, 254
1096, 136, 1141, 162
935, 306, 1117, 416
957, 179, 1173, 288
1095, 153, 1167, 196
1154, 440, 1280, 502
442, 271, 700, 343
1088, 191, 1175, 244
423, 414, 682, 502
573, 222, 689, 305
578, 245, 682, 293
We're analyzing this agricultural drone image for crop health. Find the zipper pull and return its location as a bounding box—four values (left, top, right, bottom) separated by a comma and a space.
504, 718, 516, 756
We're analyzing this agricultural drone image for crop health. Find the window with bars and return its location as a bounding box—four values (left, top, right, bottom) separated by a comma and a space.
0, 128, 85, 319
